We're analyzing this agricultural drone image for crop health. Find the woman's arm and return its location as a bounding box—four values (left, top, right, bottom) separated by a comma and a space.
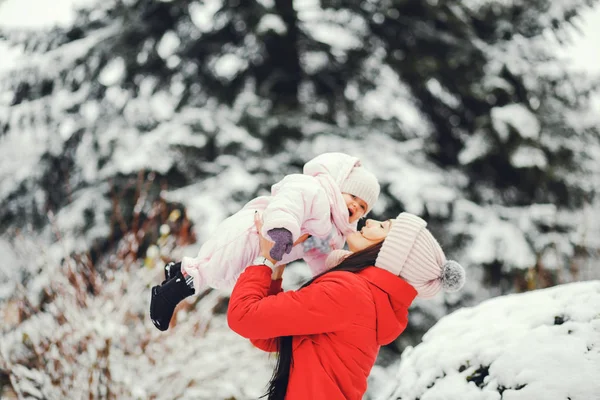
227, 265, 356, 339
228, 213, 355, 339
248, 271, 283, 352
271, 265, 285, 281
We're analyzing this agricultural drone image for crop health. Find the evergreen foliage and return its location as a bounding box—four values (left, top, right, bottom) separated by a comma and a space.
1, 1, 599, 396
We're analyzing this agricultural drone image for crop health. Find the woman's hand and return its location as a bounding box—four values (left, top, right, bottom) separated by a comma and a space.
271, 265, 285, 280
254, 211, 278, 266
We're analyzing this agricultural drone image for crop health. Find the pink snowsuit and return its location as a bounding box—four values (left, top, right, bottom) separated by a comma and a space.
181, 153, 362, 292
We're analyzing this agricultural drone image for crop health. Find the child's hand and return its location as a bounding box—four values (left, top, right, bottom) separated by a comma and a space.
254, 212, 278, 265
266, 228, 293, 261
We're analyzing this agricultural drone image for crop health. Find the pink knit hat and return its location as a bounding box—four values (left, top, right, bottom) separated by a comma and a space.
375, 213, 465, 298
340, 166, 380, 213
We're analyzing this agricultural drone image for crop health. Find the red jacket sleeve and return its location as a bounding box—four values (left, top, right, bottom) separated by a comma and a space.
249, 278, 283, 352
228, 265, 357, 339
268, 278, 283, 295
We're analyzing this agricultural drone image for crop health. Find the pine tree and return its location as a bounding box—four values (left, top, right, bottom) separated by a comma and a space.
1, 0, 599, 354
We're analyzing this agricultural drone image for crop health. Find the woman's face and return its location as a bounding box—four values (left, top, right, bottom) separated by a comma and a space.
346, 219, 392, 252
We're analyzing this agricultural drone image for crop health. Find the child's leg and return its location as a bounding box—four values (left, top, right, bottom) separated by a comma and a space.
151, 260, 208, 331
180, 257, 208, 293
164, 261, 191, 282
150, 271, 195, 331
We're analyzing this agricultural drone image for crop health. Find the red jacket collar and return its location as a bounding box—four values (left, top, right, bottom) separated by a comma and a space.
356, 266, 418, 345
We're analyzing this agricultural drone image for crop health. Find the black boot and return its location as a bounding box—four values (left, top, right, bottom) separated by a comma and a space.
164, 261, 182, 283
150, 272, 195, 331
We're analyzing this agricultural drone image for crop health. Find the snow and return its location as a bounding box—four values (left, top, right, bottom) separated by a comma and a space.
0, 241, 275, 399
360, 65, 433, 137
216, 121, 262, 150
510, 145, 548, 169
188, 0, 223, 33
0, 0, 92, 28
446, 199, 578, 278
426, 78, 461, 109
378, 280, 600, 400
45, 185, 112, 253
257, 0, 274, 8
0, 116, 48, 199
0, 0, 599, 398
304, 21, 362, 50
257, 14, 287, 35
212, 53, 247, 81
98, 57, 126, 86
163, 157, 262, 241
0, 238, 19, 299
293, 0, 320, 14
465, 213, 536, 269
459, 131, 492, 165
565, 7, 600, 73
0, 40, 23, 74
96, 118, 196, 177
157, 31, 181, 59
301, 50, 329, 74
491, 104, 541, 141
298, 8, 367, 52
150, 91, 177, 120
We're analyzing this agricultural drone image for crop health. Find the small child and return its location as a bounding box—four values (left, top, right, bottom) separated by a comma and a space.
150, 152, 380, 330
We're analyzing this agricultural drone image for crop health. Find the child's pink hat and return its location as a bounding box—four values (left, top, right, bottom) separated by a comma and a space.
340, 166, 380, 213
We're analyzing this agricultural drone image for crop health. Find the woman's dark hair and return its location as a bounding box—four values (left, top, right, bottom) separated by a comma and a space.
264, 241, 384, 400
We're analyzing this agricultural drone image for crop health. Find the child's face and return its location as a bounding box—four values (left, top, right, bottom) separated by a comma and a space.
347, 219, 392, 252
342, 193, 368, 223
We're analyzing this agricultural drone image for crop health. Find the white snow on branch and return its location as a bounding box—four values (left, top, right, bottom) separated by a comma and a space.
188, 0, 223, 33
98, 57, 126, 86
458, 131, 492, 165
212, 53, 248, 81
157, 31, 181, 59
303, 21, 362, 51
510, 145, 548, 169
0, 0, 94, 28
426, 78, 460, 109
451, 200, 537, 270
300, 51, 328, 75
0, 40, 23, 74
257, 14, 287, 35
360, 65, 433, 138
491, 104, 541, 141
163, 157, 262, 241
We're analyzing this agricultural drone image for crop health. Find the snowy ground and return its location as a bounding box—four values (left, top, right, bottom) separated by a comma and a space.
373, 280, 600, 400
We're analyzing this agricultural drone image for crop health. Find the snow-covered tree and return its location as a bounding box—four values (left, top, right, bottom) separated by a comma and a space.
1, 0, 599, 378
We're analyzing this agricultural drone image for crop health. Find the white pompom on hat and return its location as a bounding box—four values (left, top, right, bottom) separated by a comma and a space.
374, 212, 465, 298
340, 166, 380, 214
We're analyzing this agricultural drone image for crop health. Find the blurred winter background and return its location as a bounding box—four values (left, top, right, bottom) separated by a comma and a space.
0, 0, 599, 399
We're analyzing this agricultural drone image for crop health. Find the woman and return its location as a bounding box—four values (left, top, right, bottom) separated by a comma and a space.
227, 212, 465, 400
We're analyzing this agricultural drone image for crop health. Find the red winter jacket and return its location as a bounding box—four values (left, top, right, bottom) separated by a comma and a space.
227, 265, 417, 400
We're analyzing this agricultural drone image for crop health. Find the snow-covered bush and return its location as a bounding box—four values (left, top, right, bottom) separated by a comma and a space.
0, 235, 275, 400
375, 280, 600, 400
